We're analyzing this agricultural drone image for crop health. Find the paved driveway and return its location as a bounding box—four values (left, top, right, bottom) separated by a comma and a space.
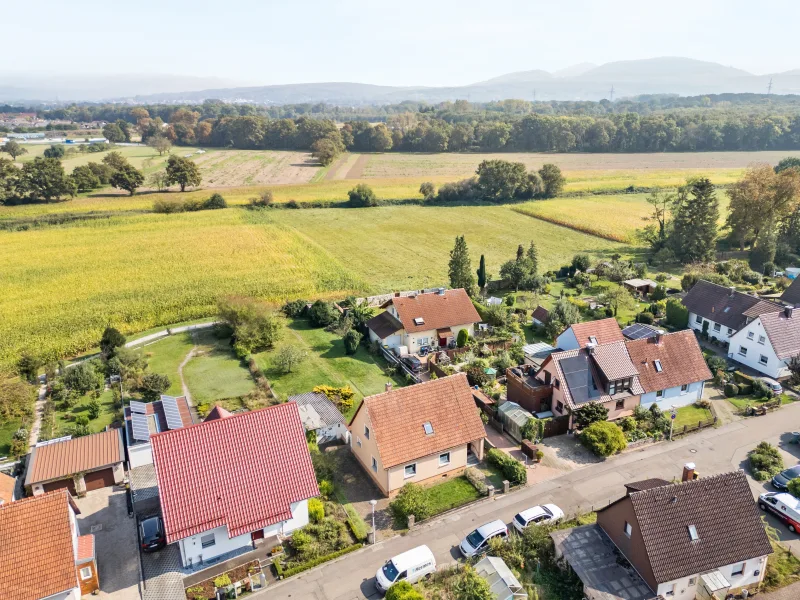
141, 544, 185, 600
74, 487, 141, 600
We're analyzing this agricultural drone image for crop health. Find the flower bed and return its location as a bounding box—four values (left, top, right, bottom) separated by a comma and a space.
185, 560, 262, 600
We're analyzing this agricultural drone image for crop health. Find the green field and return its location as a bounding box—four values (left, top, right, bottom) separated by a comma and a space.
182, 329, 255, 405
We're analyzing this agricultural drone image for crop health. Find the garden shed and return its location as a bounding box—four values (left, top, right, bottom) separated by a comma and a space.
497, 401, 533, 443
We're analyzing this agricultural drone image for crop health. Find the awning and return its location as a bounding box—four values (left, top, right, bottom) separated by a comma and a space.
436, 328, 453, 337
701, 571, 730, 594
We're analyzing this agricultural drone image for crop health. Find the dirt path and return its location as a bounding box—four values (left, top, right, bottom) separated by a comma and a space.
704, 384, 739, 425
27, 384, 47, 447
177, 331, 198, 407
324, 154, 349, 180
345, 154, 370, 179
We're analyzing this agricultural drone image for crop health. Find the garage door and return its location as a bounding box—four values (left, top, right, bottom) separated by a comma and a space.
43, 478, 77, 496
84, 468, 115, 492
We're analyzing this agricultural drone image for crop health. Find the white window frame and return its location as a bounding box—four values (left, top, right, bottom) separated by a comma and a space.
739, 346, 747, 357
439, 452, 450, 466
200, 533, 215, 548
688, 577, 697, 586
760, 355, 768, 366
713, 322, 721, 332
747, 331, 754, 340
758, 335, 766, 345
727, 328, 734, 336
695, 314, 702, 324
656, 389, 663, 398
732, 562, 745, 576
404, 463, 417, 478
371, 456, 378, 472
356, 436, 362, 448
364, 425, 370, 440
79, 566, 93, 580
624, 521, 632, 538
680, 384, 688, 394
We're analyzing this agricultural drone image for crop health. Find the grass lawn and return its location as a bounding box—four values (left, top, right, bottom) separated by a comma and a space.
143, 332, 195, 396
52, 389, 117, 438
182, 329, 255, 406
475, 462, 507, 490
0, 417, 23, 457
673, 404, 713, 428
727, 393, 796, 413
255, 319, 405, 420
425, 476, 481, 516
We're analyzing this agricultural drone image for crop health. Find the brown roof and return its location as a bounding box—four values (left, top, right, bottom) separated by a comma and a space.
203, 405, 233, 422
391, 289, 481, 333
0, 472, 14, 505
25, 429, 123, 487
603, 470, 773, 583
625, 330, 712, 394
532, 306, 549, 322
568, 318, 625, 348
0, 491, 80, 600
76, 534, 95, 563
780, 277, 800, 305
682, 279, 781, 331
366, 310, 404, 339
591, 341, 639, 380
759, 309, 800, 359
624, 478, 671, 493
352, 373, 486, 469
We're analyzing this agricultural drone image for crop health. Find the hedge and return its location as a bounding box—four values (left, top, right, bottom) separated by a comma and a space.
280, 544, 363, 578
487, 448, 527, 486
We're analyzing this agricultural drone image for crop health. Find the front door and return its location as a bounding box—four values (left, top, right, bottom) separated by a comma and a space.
251, 529, 264, 541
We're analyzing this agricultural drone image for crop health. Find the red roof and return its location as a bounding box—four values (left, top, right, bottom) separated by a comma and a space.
391, 289, 481, 333
567, 318, 625, 348
76, 534, 95, 563
626, 330, 712, 393
151, 402, 319, 543
203, 405, 233, 422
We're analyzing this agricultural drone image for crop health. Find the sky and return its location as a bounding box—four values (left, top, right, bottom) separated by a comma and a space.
5, 0, 800, 88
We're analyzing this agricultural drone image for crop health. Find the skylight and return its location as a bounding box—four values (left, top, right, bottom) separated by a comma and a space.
654, 360, 663, 373
414, 317, 425, 326
589, 336, 598, 345
723, 307, 730, 313
423, 421, 434, 435
688, 525, 699, 541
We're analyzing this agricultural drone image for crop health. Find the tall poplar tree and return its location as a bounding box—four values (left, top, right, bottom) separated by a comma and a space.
448, 235, 476, 296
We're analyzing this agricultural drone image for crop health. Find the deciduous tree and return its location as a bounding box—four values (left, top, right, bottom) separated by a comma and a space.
538, 163, 566, 198
110, 164, 145, 195
1, 140, 27, 161
18, 157, 76, 201
165, 155, 202, 192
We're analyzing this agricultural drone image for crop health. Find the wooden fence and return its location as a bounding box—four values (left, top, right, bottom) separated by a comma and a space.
672, 416, 717, 437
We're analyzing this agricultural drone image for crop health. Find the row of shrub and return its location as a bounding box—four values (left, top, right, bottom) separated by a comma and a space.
273, 543, 362, 579
464, 467, 488, 495
486, 448, 527, 486
749, 441, 785, 481
153, 193, 227, 213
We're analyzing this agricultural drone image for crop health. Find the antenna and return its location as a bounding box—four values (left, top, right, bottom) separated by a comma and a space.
767, 78, 773, 95
609, 85, 615, 102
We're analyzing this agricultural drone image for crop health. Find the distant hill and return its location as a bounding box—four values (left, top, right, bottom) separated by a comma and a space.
4, 57, 800, 105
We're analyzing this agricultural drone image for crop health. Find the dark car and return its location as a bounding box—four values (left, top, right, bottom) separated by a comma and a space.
139, 515, 166, 552
772, 466, 800, 491
401, 355, 423, 373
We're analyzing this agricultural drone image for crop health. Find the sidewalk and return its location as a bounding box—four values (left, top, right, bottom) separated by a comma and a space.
761, 581, 800, 600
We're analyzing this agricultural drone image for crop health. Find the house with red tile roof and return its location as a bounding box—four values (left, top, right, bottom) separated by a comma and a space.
555, 317, 626, 351
0, 490, 99, 599
348, 374, 486, 496
367, 288, 481, 353
150, 402, 318, 568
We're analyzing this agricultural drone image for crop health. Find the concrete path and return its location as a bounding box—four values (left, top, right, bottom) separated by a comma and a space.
255, 401, 800, 600
27, 383, 47, 447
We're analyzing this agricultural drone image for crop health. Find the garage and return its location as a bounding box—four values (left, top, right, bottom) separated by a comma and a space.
43, 478, 77, 496
84, 468, 116, 492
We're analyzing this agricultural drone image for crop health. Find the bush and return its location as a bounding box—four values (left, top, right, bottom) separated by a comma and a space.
636, 311, 655, 324
140, 372, 171, 401
389, 483, 431, 527
249, 190, 274, 208
457, 328, 469, 347
347, 184, 378, 207
318, 479, 334, 498
581, 421, 627, 457
386, 581, 424, 600
308, 300, 339, 328
87, 398, 101, 420
308, 498, 325, 523
203, 193, 227, 209
573, 402, 610, 429
724, 383, 739, 397
464, 467, 488, 495
665, 297, 689, 329
153, 198, 186, 213
752, 378, 773, 399
787, 478, 800, 498
486, 448, 527, 485
280, 544, 362, 578
343, 329, 362, 355
214, 574, 232, 589
749, 441, 784, 479
650, 285, 667, 301
695, 399, 712, 410
282, 298, 307, 318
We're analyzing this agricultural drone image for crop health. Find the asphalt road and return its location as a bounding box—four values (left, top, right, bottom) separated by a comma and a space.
258, 402, 800, 600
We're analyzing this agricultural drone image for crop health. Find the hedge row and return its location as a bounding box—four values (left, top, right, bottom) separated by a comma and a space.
487, 448, 527, 486
279, 544, 363, 579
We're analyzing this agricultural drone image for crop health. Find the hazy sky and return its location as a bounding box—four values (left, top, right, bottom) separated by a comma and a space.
6, 0, 799, 87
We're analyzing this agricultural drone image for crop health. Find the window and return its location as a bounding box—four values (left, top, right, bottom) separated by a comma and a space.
624, 521, 632, 537
364, 425, 370, 440
371, 456, 378, 472
356, 436, 362, 448
419, 337, 429, 346
422, 421, 434, 435
609, 381, 616, 395
201, 533, 215, 548
654, 360, 663, 373
728, 328, 734, 336
713, 323, 721, 332
439, 452, 450, 466
747, 331, 754, 339
695, 314, 702, 324
688, 577, 697, 586
739, 346, 747, 357
758, 335, 766, 345
554, 379, 560, 389
79, 566, 92, 581
413, 317, 424, 326
760, 355, 768, 366
656, 390, 663, 397
404, 463, 417, 478
732, 563, 745, 576
555, 401, 564, 413
680, 384, 688, 393
688, 524, 699, 541
615, 399, 625, 409
664, 583, 676, 597
589, 336, 598, 345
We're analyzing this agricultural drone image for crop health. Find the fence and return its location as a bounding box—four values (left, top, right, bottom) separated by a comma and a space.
672, 416, 717, 437
542, 415, 570, 438
380, 347, 422, 383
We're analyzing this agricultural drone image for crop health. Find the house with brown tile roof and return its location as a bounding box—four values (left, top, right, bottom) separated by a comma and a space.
0, 490, 99, 599
727, 305, 800, 379
24, 429, 124, 497
0, 472, 15, 505
625, 330, 712, 410
595, 469, 772, 599
348, 374, 486, 495
555, 317, 625, 351
683, 279, 781, 339
367, 288, 481, 354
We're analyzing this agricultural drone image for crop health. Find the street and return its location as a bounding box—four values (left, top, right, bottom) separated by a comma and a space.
257, 401, 800, 600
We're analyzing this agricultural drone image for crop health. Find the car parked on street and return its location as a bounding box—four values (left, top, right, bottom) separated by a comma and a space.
512, 504, 564, 533
458, 519, 508, 558
139, 515, 166, 552
759, 492, 800, 533
375, 545, 436, 594
760, 377, 783, 395
772, 465, 800, 491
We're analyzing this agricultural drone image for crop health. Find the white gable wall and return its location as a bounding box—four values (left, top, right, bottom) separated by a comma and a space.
655, 554, 768, 600
639, 381, 705, 410
727, 317, 787, 379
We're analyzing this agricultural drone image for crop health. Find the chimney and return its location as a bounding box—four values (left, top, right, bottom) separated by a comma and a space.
385, 382, 393, 393
682, 462, 697, 482
654, 331, 662, 345
729, 286, 736, 297
786, 306, 794, 319
438, 287, 446, 296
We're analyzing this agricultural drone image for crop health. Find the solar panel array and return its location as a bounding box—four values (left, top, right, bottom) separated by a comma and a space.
129, 400, 147, 414
161, 395, 184, 430
622, 323, 661, 341
131, 412, 151, 442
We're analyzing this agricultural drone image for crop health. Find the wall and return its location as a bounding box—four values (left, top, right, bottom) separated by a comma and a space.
506, 368, 552, 413
318, 422, 350, 442
128, 443, 154, 469
76, 559, 99, 596
111, 462, 125, 484
386, 443, 473, 493
656, 555, 769, 600
349, 406, 390, 495
264, 499, 309, 538
404, 324, 474, 352
639, 381, 704, 410
689, 312, 736, 339
727, 318, 787, 378
596, 498, 658, 591
178, 524, 253, 568
45, 589, 81, 600
603, 394, 641, 420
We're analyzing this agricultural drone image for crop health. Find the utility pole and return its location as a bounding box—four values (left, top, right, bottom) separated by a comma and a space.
609, 85, 615, 102
767, 78, 773, 95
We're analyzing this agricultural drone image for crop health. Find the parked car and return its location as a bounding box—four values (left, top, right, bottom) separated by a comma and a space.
375, 545, 436, 594
772, 465, 800, 491
760, 377, 783, 395
759, 492, 800, 533
139, 515, 166, 552
401, 355, 423, 373
512, 504, 564, 533
458, 519, 508, 558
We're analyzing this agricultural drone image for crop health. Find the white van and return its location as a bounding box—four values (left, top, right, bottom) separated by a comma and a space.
375, 545, 436, 594
458, 519, 509, 558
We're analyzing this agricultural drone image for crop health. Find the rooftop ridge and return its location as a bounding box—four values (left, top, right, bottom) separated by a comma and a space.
362, 371, 468, 403
151, 400, 293, 440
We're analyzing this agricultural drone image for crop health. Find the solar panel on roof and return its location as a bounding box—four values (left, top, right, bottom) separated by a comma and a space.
131, 412, 151, 442
161, 395, 184, 430
129, 400, 147, 414
622, 323, 661, 341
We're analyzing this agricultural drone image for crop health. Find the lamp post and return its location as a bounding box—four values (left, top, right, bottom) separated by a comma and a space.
369, 499, 377, 544
669, 405, 677, 441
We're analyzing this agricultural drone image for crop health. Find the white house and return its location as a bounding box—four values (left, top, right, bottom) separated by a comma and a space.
151, 402, 319, 568
366, 288, 481, 353
625, 330, 711, 410
555, 317, 625, 351
682, 279, 781, 340
727, 305, 800, 379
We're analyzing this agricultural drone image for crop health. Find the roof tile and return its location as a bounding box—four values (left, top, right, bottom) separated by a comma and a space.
25, 429, 123, 486
682, 280, 781, 330
625, 330, 712, 393
391, 289, 481, 333
759, 310, 800, 359
568, 318, 625, 348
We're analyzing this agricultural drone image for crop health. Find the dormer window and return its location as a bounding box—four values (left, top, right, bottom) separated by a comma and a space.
414, 317, 425, 326
688, 524, 699, 541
